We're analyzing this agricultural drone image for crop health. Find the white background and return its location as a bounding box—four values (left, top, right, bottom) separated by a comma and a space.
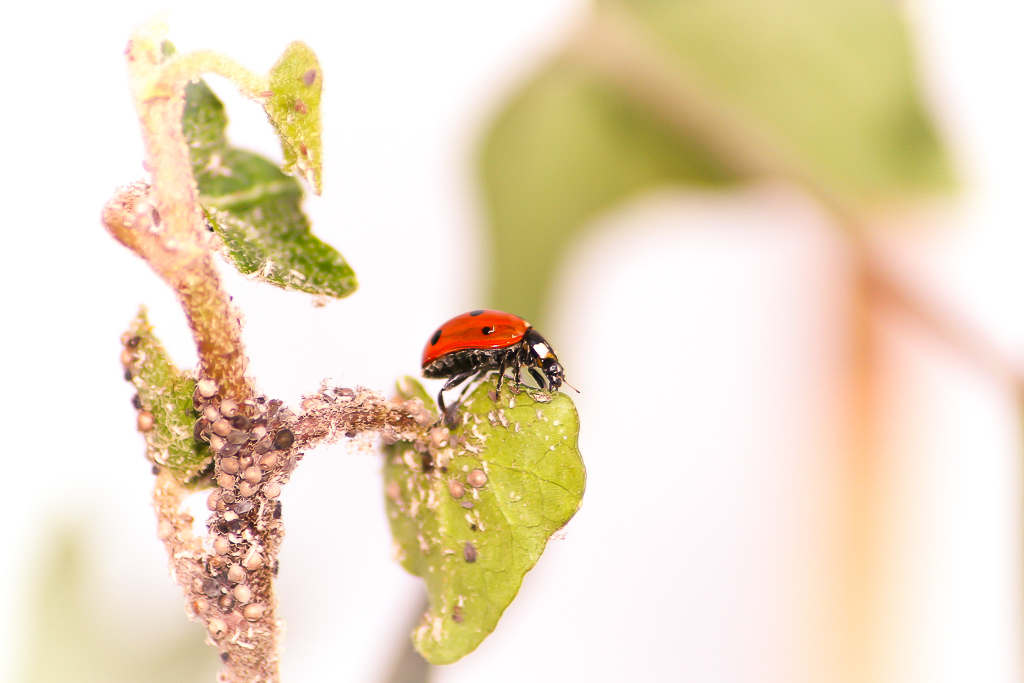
1, 2, 1023, 681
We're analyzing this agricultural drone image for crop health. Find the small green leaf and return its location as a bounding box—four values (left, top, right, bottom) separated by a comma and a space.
384, 378, 585, 664
265, 42, 323, 194
182, 80, 356, 299
123, 309, 211, 486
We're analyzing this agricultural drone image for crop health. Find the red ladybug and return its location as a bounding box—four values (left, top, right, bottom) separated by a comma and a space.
422, 309, 566, 414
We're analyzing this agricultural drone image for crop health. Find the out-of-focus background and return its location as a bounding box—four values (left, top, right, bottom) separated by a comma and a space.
3, 1, 1023, 681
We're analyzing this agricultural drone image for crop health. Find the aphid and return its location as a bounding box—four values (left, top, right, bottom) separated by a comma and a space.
421, 310, 568, 414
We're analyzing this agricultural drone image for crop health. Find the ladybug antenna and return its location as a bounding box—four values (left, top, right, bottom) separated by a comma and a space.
562, 379, 579, 394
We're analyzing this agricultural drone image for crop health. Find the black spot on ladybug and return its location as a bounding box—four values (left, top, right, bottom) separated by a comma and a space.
481, 326, 494, 335
430, 329, 442, 346
470, 310, 484, 316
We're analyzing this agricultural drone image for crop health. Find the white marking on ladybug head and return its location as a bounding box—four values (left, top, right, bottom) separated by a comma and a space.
532, 342, 551, 358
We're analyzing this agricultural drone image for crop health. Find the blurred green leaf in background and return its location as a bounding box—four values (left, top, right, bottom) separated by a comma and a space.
19, 524, 216, 683
479, 0, 953, 324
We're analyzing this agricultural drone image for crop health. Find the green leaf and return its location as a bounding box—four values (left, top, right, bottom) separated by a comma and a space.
479, 56, 736, 324
123, 309, 211, 486
478, 0, 954, 324
384, 378, 586, 664
182, 80, 357, 299
264, 42, 324, 195
614, 0, 954, 202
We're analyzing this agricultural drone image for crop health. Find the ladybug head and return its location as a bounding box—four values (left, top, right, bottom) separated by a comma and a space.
523, 328, 564, 391
539, 356, 564, 390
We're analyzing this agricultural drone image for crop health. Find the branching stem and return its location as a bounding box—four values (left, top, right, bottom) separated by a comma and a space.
103, 17, 309, 683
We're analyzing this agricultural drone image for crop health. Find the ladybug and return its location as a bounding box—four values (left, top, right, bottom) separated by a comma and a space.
422, 309, 566, 414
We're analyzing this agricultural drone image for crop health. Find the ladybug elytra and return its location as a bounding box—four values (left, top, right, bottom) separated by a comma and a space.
421, 309, 566, 414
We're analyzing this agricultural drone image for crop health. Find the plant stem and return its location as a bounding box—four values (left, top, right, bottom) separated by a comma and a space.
107, 17, 282, 683
122, 18, 258, 401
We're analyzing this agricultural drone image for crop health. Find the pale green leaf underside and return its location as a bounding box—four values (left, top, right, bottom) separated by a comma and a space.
124, 309, 211, 485
384, 378, 585, 664
182, 80, 356, 299
265, 42, 324, 195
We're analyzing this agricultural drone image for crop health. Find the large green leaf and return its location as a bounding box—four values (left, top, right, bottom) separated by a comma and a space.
615, 0, 953, 202
122, 309, 211, 486
182, 80, 356, 299
478, 0, 954, 325
384, 378, 585, 664
479, 56, 736, 324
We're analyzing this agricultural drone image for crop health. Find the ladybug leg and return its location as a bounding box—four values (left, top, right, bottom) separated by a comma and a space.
528, 366, 547, 390
453, 368, 489, 407
494, 355, 507, 396
509, 353, 525, 390
439, 370, 476, 415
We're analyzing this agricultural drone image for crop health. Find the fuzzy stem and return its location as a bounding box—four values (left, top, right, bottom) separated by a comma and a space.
109, 16, 279, 683
120, 18, 258, 401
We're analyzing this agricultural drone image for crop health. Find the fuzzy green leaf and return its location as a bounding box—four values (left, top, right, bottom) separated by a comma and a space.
384, 378, 585, 664
182, 80, 356, 299
265, 42, 323, 194
123, 309, 211, 486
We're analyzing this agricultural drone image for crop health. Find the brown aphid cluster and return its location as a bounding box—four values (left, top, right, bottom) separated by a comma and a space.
188, 379, 300, 669
126, 334, 435, 680
289, 382, 428, 449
